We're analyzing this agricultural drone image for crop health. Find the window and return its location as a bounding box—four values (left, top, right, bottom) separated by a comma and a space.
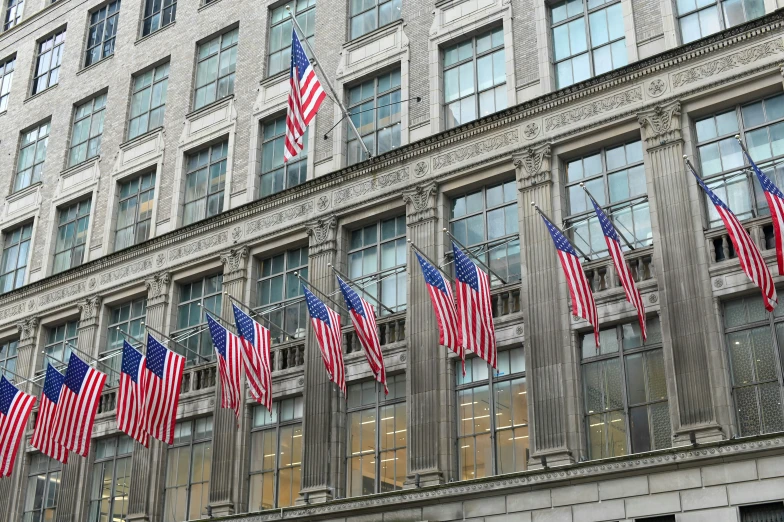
105, 298, 147, 386
740, 503, 784, 522
267, 0, 315, 77
346, 374, 406, 496
163, 417, 212, 522
723, 296, 784, 437
23, 454, 61, 522
173, 275, 222, 365
128, 63, 169, 140
695, 94, 784, 228
348, 216, 406, 315
44, 321, 78, 371
676, 0, 764, 44
1, 223, 32, 293
53, 199, 91, 274
564, 140, 652, 258
581, 317, 670, 459
249, 397, 303, 510
32, 29, 65, 95
193, 28, 238, 110
68, 94, 106, 167
449, 181, 521, 285
87, 436, 133, 522
115, 172, 156, 251
14, 122, 49, 193
349, 0, 400, 40
141, 0, 175, 36
183, 141, 227, 225
444, 27, 506, 129
551, 0, 627, 89
257, 247, 308, 344
4, 0, 22, 30
0, 57, 15, 111
0, 339, 18, 381
347, 69, 401, 165
259, 116, 308, 198
85, 0, 120, 66
456, 348, 527, 479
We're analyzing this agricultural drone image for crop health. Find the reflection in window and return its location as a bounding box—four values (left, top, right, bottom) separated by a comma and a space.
0, 339, 18, 381
23, 454, 61, 522
456, 348, 527, 479
68, 94, 107, 167
346, 375, 406, 496
53, 199, 91, 274
87, 436, 133, 522
141, 0, 176, 36
32, 29, 65, 95
676, 0, 764, 44
115, 172, 156, 251
348, 69, 401, 165
173, 275, 222, 365
4, 0, 23, 30
267, 0, 315, 76
105, 298, 147, 386
350, 0, 401, 40
183, 141, 228, 225
0, 57, 15, 111
14, 122, 49, 193
259, 116, 307, 198
163, 417, 213, 522
249, 397, 303, 510
256, 247, 308, 344
128, 63, 169, 140
723, 296, 784, 437
44, 321, 78, 373
194, 28, 238, 110
85, 0, 120, 66
444, 27, 506, 129
449, 180, 520, 285
581, 317, 670, 459
1, 222, 32, 293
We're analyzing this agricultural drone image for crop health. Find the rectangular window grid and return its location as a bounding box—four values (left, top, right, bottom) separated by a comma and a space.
0, 57, 15, 111
128, 63, 169, 140
350, 0, 401, 40
348, 69, 401, 165
739, 503, 784, 522
85, 0, 120, 66
194, 28, 238, 110
1, 222, 32, 293
14, 121, 49, 193
676, 0, 764, 44
259, 116, 308, 198
183, 141, 227, 225
346, 374, 406, 497
0, 339, 18, 382
173, 274, 222, 365
249, 397, 304, 510
53, 199, 91, 274
256, 246, 308, 345
44, 320, 78, 373
268, 0, 315, 77
163, 417, 213, 522
87, 436, 133, 522
23, 454, 61, 522
4, 0, 23, 30
105, 298, 147, 386
115, 172, 156, 251
68, 93, 107, 167
32, 29, 65, 95
142, 0, 175, 36
444, 27, 506, 130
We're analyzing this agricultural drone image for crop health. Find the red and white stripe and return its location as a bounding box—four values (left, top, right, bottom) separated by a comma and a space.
311, 307, 346, 395
0, 387, 36, 477
604, 237, 646, 340
763, 189, 784, 275
348, 298, 387, 394
241, 321, 272, 412
556, 248, 600, 347
52, 368, 106, 457
217, 331, 244, 420
117, 355, 148, 447
31, 395, 68, 463
455, 266, 497, 369
284, 31, 326, 162
426, 282, 461, 355
144, 350, 185, 446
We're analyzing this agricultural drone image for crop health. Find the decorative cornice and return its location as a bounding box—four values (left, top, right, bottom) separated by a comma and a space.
402, 182, 439, 223
16, 317, 38, 341
514, 144, 552, 192
638, 101, 682, 146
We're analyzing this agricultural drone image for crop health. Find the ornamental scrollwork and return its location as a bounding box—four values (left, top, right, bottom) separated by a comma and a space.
145, 272, 171, 299
220, 246, 250, 276
78, 295, 102, 321
16, 317, 38, 341
638, 102, 681, 144
514, 144, 552, 191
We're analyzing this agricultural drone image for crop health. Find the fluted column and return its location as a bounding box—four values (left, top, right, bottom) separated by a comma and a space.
401, 182, 451, 486
515, 144, 575, 467
638, 102, 722, 441
128, 272, 171, 522
208, 246, 250, 517
298, 215, 339, 504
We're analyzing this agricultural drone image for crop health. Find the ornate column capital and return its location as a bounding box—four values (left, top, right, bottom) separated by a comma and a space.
306, 215, 338, 255
638, 101, 682, 147
402, 181, 439, 223
514, 144, 552, 192
220, 245, 250, 282
16, 317, 39, 342
145, 272, 171, 306
77, 295, 102, 324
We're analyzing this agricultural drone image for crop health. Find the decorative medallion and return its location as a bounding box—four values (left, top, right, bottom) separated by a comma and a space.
232, 226, 242, 241
297, 377, 305, 386
88, 277, 97, 290
27, 299, 35, 311
647, 78, 666, 98
523, 122, 540, 140
413, 161, 429, 178
713, 277, 724, 288
399, 353, 407, 363
648, 292, 659, 304
515, 325, 524, 336
317, 194, 331, 212
156, 252, 166, 267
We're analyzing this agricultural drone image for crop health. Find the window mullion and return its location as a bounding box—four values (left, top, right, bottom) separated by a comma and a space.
375, 381, 382, 493
488, 370, 497, 476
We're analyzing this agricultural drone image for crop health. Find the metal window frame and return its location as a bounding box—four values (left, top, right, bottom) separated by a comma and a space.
115, 172, 156, 250
267, 0, 316, 76
84, 0, 120, 66
255, 246, 309, 343
0, 338, 18, 381
1, 222, 32, 292
54, 199, 92, 272
194, 29, 239, 109
0, 56, 15, 109
676, 0, 763, 41
347, 69, 402, 162
87, 435, 133, 522
104, 297, 147, 384
164, 416, 214, 521
183, 141, 228, 224
14, 121, 49, 192
349, 0, 399, 40
44, 320, 79, 372
4, 0, 23, 30
32, 29, 66, 95
23, 454, 62, 522
172, 274, 223, 363
128, 63, 169, 140
141, 0, 176, 36
259, 115, 308, 197
68, 94, 106, 167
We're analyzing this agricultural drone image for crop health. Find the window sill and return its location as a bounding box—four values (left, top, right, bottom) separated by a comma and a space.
60, 156, 100, 178
185, 94, 234, 120
198, 0, 223, 12
134, 21, 176, 46
6, 182, 42, 202
24, 83, 58, 104
77, 53, 114, 76
260, 69, 288, 86
345, 18, 404, 47
0, 109, 6, 118
120, 126, 163, 149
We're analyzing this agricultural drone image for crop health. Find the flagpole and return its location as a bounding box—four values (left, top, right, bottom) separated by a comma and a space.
115, 328, 146, 353
327, 264, 398, 315
293, 271, 350, 315
530, 202, 592, 261
62, 340, 121, 377
443, 229, 508, 284
579, 183, 636, 251
223, 292, 304, 340
286, 5, 371, 159
142, 323, 213, 364
408, 239, 456, 284
1, 366, 43, 390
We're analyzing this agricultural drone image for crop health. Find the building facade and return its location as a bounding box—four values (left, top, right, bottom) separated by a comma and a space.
0, 0, 783, 520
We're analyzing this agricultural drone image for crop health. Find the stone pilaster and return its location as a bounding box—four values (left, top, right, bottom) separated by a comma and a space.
401, 182, 450, 486
515, 144, 575, 467
638, 102, 723, 441
298, 215, 339, 504
207, 246, 250, 517
128, 272, 171, 522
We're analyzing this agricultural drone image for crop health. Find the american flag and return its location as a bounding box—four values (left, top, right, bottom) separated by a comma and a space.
31, 364, 68, 463
742, 147, 784, 275
337, 276, 387, 394
541, 215, 600, 346
0, 376, 36, 477
284, 28, 326, 162
52, 353, 107, 457
144, 334, 184, 446
232, 304, 272, 412
452, 242, 497, 369
303, 286, 345, 395
117, 341, 148, 446
691, 168, 777, 311
207, 314, 244, 420
415, 252, 463, 372
590, 199, 646, 340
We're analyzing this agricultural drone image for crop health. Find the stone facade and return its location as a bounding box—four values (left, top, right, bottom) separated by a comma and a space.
0, 0, 783, 521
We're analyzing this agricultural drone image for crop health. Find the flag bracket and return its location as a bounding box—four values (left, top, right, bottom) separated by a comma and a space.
328, 264, 398, 315
293, 271, 351, 315
531, 203, 592, 262
579, 182, 636, 251
408, 239, 456, 285
0, 365, 43, 390
61, 340, 121, 377
142, 323, 213, 364
443, 228, 508, 284
224, 293, 303, 341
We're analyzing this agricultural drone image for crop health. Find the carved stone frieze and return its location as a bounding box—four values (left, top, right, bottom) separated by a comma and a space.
402, 182, 438, 223
638, 101, 682, 145
432, 130, 519, 171
99, 258, 154, 287
306, 215, 338, 255
246, 201, 314, 236
220, 246, 250, 280
16, 317, 38, 341
39, 282, 86, 308
0, 303, 25, 322
333, 167, 409, 206
514, 144, 552, 192
169, 231, 228, 261
145, 272, 171, 303
545, 87, 643, 132
672, 38, 784, 88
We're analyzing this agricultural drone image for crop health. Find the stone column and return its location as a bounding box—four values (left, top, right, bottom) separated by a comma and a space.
401, 182, 451, 486
128, 272, 171, 522
638, 102, 722, 441
298, 215, 339, 504
208, 246, 250, 517
514, 144, 576, 467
